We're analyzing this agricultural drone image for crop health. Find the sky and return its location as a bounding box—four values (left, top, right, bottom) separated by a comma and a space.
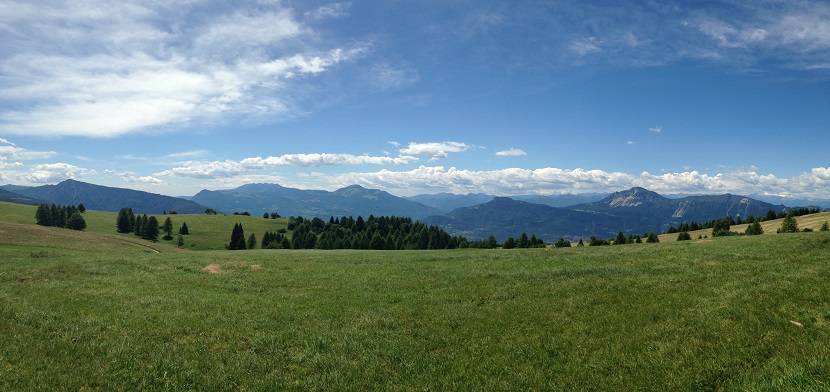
1, 0, 829, 199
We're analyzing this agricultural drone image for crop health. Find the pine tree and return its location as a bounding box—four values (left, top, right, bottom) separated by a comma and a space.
179, 222, 189, 235
177, 235, 185, 248
35, 204, 51, 226
77, 203, 86, 213
162, 217, 174, 240
247, 233, 257, 250
778, 212, 799, 233
143, 216, 160, 242
745, 221, 764, 236
821, 221, 830, 232
67, 212, 86, 231
116, 208, 133, 233
615, 231, 626, 245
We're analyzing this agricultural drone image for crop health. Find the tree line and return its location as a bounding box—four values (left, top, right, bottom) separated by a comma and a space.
226, 215, 540, 251
35, 203, 86, 231
116, 207, 189, 244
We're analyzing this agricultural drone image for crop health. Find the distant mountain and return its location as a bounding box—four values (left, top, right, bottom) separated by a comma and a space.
424, 187, 795, 242
404, 193, 494, 212
404, 192, 607, 213
13, 179, 209, 214
423, 197, 622, 242
0, 188, 46, 205
513, 193, 608, 208
568, 187, 790, 230
191, 183, 444, 219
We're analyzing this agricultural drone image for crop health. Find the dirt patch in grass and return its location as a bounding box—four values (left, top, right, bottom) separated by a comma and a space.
250, 264, 263, 271
202, 264, 225, 274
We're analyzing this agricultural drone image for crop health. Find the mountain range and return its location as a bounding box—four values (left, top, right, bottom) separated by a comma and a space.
1, 180, 816, 242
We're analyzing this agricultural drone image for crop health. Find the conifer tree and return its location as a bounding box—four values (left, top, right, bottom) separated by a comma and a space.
67, 212, 86, 231
778, 212, 799, 233
162, 217, 174, 240
247, 233, 257, 250
143, 216, 160, 242
615, 231, 626, 245
116, 208, 133, 233
179, 222, 189, 235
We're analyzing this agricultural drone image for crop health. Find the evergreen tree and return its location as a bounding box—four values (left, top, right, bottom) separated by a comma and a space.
614, 231, 626, 245
778, 212, 799, 233
143, 216, 160, 242
745, 222, 764, 236
247, 233, 257, 250
554, 238, 571, 248
821, 221, 830, 232
177, 235, 185, 248
646, 232, 660, 243
179, 222, 189, 235
161, 217, 174, 240
35, 204, 51, 226
503, 237, 516, 249
134, 214, 145, 237
116, 207, 133, 233
227, 223, 245, 250
67, 212, 86, 231
77, 203, 86, 213
676, 232, 691, 241
577, 239, 584, 247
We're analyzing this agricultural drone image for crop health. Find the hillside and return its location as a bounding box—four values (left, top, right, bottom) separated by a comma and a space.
13, 179, 210, 214
0, 188, 45, 205
0, 201, 290, 251
3, 216, 830, 389
424, 197, 623, 241
191, 183, 444, 219
426, 187, 803, 242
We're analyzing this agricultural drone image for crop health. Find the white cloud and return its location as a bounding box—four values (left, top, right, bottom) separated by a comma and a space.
649, 126, 662, 133
105, 169, 163, 185
26, 163, 94, 183
0, 2, 369, 138
399, 142, 471, 161
157, 153, 419, 179
0, 140, 57, 160
297, 165, 830, 199
495, 148, 527, 157
570, 37, 602, 56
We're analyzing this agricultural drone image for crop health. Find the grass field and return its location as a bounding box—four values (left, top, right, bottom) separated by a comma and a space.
2, 204, 830, 390
0, 202, 290, 251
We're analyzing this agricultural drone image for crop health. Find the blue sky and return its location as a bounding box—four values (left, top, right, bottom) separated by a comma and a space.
1, 0, 829, 199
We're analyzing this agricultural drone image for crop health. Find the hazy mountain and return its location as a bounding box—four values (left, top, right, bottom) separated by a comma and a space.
0, 188, 46, 205
423, 197, 622, 242
513, 193, 608, 208
403, 193, 494, 212
12, 179, 209, 214
191, 183, 444, 219
568, 187, 789, 227
425, 187, 795, 242
405, 192, 607, 212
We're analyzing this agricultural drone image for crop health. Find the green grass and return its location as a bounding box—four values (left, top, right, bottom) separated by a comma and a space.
2, 217, 830, 390
0, 202, 290, 251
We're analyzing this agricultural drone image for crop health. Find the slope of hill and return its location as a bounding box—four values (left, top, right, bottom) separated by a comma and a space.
0, 188, 46, 205
191, 183, 444, 219
423, 197, 624, 242
13, 179, 209, 214
568, 187, 789, 231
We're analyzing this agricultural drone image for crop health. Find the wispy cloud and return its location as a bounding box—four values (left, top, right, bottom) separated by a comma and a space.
157, 153, 419, 179
305, 2, 352, 21
0, 2, 369, 138
495, 148, 527, 157
649, 126, 662, 133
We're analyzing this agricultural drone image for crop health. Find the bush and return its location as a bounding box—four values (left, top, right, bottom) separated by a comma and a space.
676, 232, 691, 241
745, 222, 763, 236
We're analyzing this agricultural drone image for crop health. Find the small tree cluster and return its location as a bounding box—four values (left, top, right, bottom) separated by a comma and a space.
676, 232, 692, 241
227, 223, 247, 250
262, 231, 290, 249
554, 238, 571, 248
35, 203, 86, 231
502, 232, 545, 249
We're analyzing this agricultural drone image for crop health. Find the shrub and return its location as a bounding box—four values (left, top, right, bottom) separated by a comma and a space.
677, 232, 691, 241
745, 222, 763, 236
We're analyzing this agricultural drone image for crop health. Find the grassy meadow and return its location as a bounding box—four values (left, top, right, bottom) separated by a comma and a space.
2, 202, 830, 390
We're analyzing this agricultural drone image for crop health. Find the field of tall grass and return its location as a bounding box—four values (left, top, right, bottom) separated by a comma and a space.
2, 202, 830, 390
